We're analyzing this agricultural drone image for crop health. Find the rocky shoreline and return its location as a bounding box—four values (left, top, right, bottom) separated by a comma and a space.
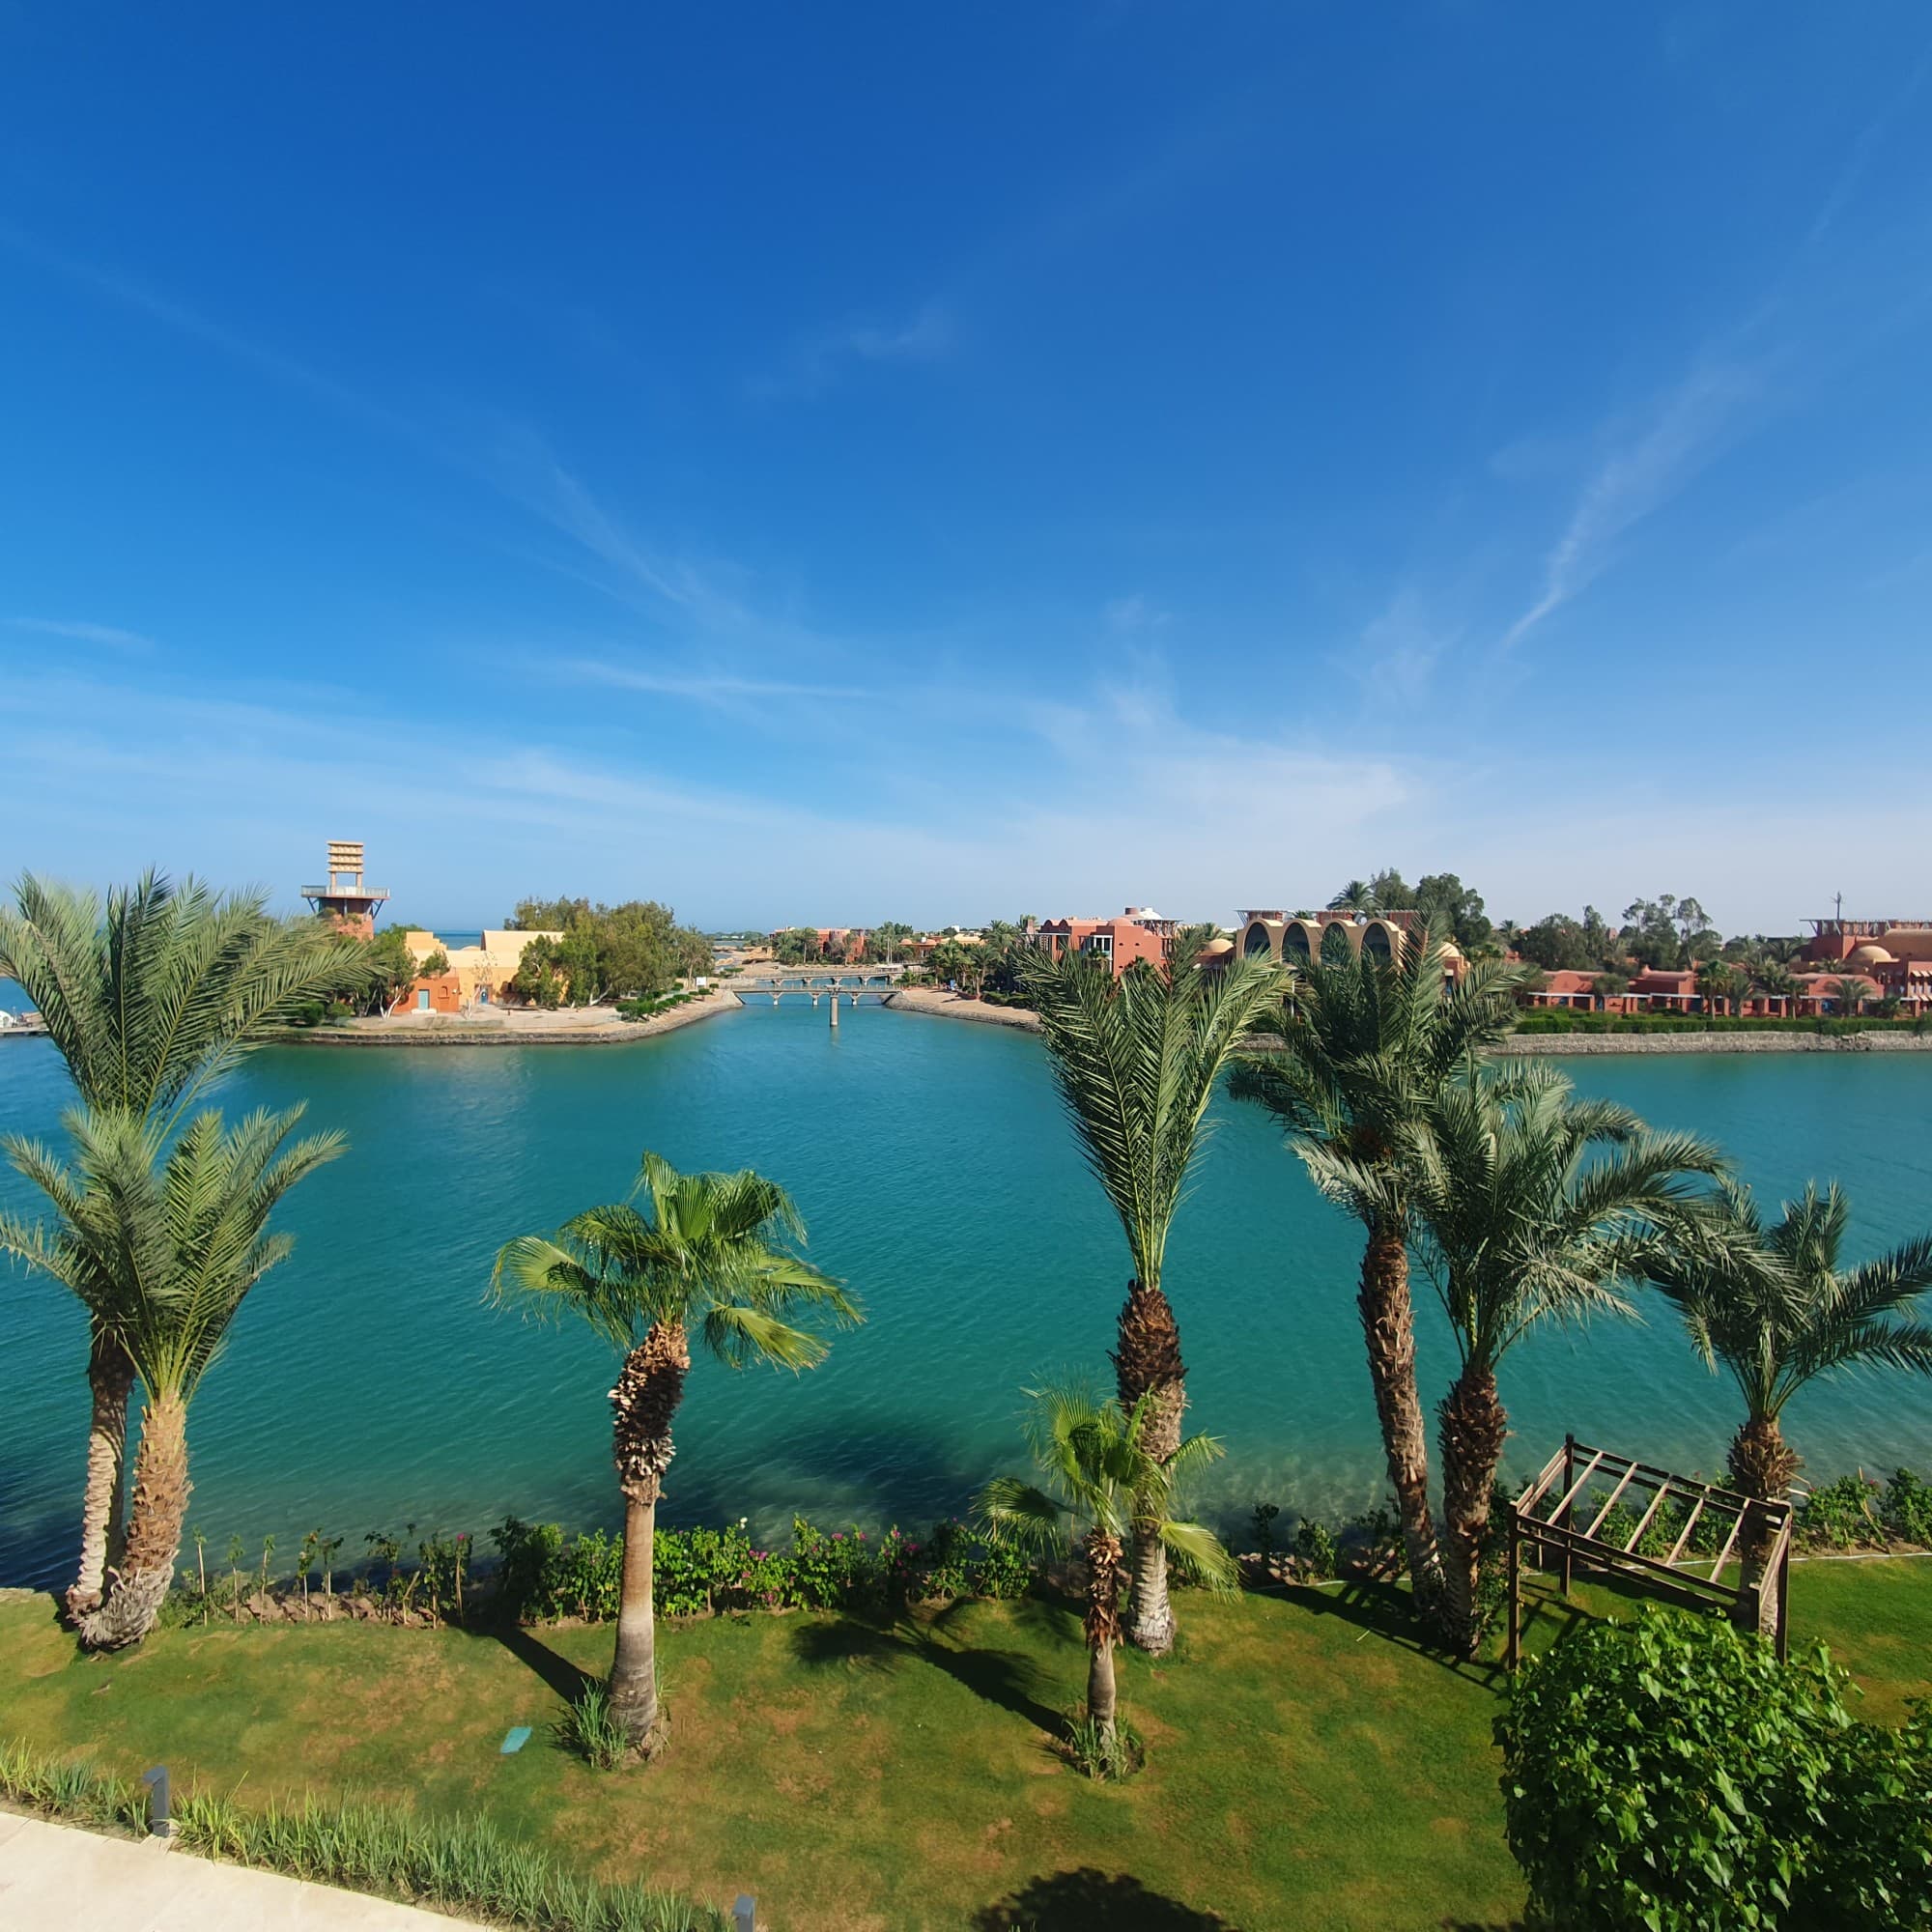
886, 992, 1932, 1057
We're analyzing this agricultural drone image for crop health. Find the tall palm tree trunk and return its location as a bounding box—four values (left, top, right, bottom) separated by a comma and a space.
1436, 1364, 1508, 1656
1359, 1216, 1442, 1612
1112, 1279, 1183, 1654
607, 1319, 689, 1752
1083, 1526, 1123, 1743
78, 1389, 188, 1652
68, 1326, 134, 1620
611, 1492, 659, 1736
1726, 1414, 1800, 1644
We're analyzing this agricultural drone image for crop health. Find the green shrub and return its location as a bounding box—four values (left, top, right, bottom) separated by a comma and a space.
1497, 1610, 1932, 1929
1293, 1517, 1339, 1580
489, 1513, 1037, 1624
1800, 1472, 1884, 1549
1882, 1467, 1932, 1547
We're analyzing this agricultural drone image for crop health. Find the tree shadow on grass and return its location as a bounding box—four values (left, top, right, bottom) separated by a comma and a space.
788, 1597, 1071, 1737
972, 1868, 1240, 1929
475, 1622, 600, 1707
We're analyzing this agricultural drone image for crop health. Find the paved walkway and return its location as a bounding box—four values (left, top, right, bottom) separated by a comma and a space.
0, 1810, 483, 1929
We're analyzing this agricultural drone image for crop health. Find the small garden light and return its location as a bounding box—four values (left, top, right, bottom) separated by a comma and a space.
140, 1763, 174, 1838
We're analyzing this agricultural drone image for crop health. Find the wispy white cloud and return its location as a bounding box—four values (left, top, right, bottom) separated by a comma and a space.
1498, 360, 1761, 653
750, 300, 953, 400
1348, 592, 1457, 705
5, 616, 156, 653
559, 657, 874, 705
1103, 594, 1171, 634
0, 222, 424, 447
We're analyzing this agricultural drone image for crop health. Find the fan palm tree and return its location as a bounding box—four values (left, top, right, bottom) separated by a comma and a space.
1020, 944, 1287, 1653
1340, 1065, 1721, 1651
493, 1153, 858, 1752
1327, 880, 1379, 914
1638, 1179, 1932, 1637
0, 1103, 342, 1648
0, 871, 361, 1614
975, 1384, 1236, 1751
1230, 932, 1523, 1618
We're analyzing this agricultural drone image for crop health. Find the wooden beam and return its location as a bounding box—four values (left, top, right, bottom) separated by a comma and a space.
1582, 1463, 1641, 1541
1664, 1495, 1713, 1567
1543, 1449, 1608, 1526
1621, 1480, 1675, 1555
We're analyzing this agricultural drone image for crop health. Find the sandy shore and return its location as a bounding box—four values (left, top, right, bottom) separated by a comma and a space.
886, 987, 1042, 1031
267, 985, 741, 1047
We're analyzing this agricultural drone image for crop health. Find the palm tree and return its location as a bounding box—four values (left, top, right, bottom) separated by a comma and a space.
1345, 1065, 1721, 1650
1753, 959, 1797, 1008
1831, 976, 1870, 1018
0, 871, 360, 1615
1020, 944, 1287, 1653
0, 1104, 342, 1648
1230, 932, 1523, 1618
976, 1384, 1236, 1752
1638, 1179, 1932, 1638
494, 1153, 857, 1752
1696, 963, 1749, 1017
1327, 880, 1379, 914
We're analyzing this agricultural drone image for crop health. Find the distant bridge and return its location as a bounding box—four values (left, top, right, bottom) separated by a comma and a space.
727, 973, 900, 1007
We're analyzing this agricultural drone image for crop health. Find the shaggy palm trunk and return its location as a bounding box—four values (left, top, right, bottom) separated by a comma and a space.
1727, 1413, 1800, 1643
1359, 1215, 1442, 1614
608, 1319, 689, 1752
1112, 1278, 1184, 1655
78, 1389, 188, 1652
1083, 1526, 1123, 1744
68, 1327, 134, 1620
1436, 1364, 1508, 1656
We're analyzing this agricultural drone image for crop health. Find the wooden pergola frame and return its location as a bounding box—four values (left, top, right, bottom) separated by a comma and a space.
1507, 1435, 1794, 1667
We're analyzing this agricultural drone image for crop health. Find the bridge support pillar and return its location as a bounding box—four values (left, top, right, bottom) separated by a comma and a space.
830, 990, 839, 1028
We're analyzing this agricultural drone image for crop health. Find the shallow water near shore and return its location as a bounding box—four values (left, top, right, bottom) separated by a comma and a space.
3, 1001, 1930, 1588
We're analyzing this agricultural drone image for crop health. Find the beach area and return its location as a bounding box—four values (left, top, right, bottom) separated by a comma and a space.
267, 984, 742, 1046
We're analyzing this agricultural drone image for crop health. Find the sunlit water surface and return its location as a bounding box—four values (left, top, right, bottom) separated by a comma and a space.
3, 996, 1929, 1586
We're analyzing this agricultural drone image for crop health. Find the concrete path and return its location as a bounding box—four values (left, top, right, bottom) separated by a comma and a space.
0, 1809, 484, 1928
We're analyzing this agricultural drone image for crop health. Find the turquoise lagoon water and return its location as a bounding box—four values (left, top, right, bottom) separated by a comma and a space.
2, 1001, 1930, 1588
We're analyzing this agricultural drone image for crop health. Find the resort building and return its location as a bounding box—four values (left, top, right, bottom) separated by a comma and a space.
300, 840, 389, 938
1234, 907, 1467, 979
1800, 916, 1932, 1007
389, 929, 565, 1015
1030, 907, 1175, 979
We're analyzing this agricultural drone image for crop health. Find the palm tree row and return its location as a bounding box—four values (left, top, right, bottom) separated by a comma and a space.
1024, 923, 1932, 1673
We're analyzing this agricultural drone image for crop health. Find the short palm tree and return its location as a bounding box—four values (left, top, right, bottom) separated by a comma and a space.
0, 871, 361, 1614
0, 1103, 342, 1648
1327, 881, 1378, 914
1020, 944, 1287, 1654
1830, 976, 1871, 1018
976, 1384, 1236, 1752
494, 1153, 858, 1752
1639, 1179, 1932, 1635
1349, 1064, 1720, 1651
1230, 932, 1523, 1616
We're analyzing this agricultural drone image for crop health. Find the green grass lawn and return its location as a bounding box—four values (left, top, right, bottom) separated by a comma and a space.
2, 1558, 1926, 1931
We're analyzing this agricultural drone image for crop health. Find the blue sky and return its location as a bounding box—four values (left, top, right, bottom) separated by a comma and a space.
3, 6, 1929, 933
